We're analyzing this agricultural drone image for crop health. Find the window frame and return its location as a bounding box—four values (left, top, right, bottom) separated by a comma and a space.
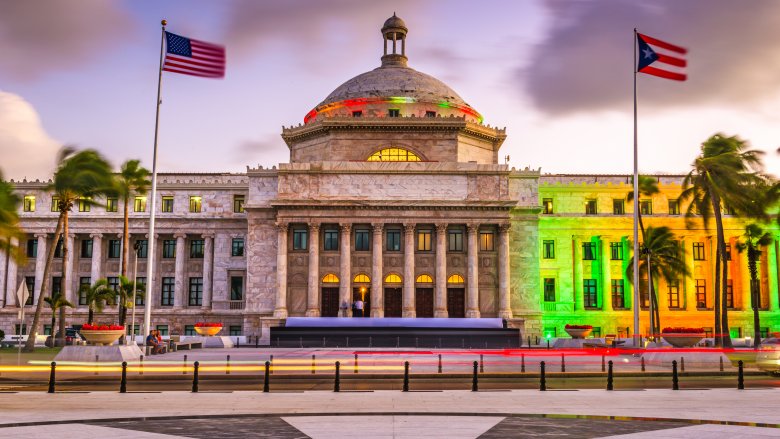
667, 280, 680, 309
135, 239, 148, 258
230, 276, 244, 301
695, 279, 707, 309
81, 239, 93, 258
190, 239, 204, 259
543, 278, 556, 302
354, 229, 370, 251
542, 198, 553, 214
26, 239, 37, 258
134, 196, 147, 212
386, 229, 401, 252
447, 229, 463, 252
161, 277, 175, 306
668, 199, 680, 215
611, 279, 625, 309
189, 196, 202, 213
23, 195, 35, 212
188, 277, 203, 306
612, 199, 625, 215
106, 197, 118, 212
609, 242, 623, 260
692, 242, 705, 261
583, 279, 598, 309
231, 238, 245, 257
107, 239, 121, 259
162, 239, 176, 259
479, 230, 495, 251
161, 196, 174, 213
640, 199, 653, 215
542, 240, 555, 259
233, 195, 245, 213
585, 199, 598, 215
388, 108, 400, 117
78, 197, 91, 212
582, 242, 597, 261
323, 229, 339, 251
417, 229, 432, 252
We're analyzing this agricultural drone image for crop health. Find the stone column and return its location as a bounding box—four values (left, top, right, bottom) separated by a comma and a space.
572, 236, 582, 310
6, 237, 19, 306
466, 224, 481, 318
64, 234, 75, 304
305, 223, 321, 317
0, 243, 6, 307
34, 234, 48, 305
173, 233, 187, 307
89, 233, 102, 287
402, 223, 416, 317
769, 240, 779, 311
371, 223, 384, 317
601, 236, 612, 311
202, 233, 214, 309
434, 223, 448, 317
339, 223, 352, 317
274, 223, 289, 319
497, 224, 512, 319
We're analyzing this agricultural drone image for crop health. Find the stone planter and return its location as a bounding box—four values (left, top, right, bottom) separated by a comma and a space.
80, 330, 124, 346
564, 327, 593, 339
195, 326, 222, 336
662, 334, 704, 348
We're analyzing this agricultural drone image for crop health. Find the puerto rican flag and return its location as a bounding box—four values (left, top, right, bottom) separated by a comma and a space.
637, 33, 687, 81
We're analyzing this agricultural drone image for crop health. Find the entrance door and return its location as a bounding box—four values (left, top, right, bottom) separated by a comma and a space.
352, 287, 370, 317
321, 288, 339, 317
384, 288, 402, 317
415, 288, 434, 318
447, 288, 465, 318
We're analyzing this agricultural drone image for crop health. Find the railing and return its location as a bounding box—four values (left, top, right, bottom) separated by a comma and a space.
212, 300, 246, 311
542, 302, 574, 312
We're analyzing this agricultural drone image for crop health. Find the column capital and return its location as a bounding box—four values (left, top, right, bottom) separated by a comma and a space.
35, 233, 48, 239
466, 223, 480, 234
66, 233, 76, 240
89, 233, 103, 239
144, 233, 159, 239
340, 223, 352, 233
435, 223, 448, 234
116, 232, 124, 239
275, 222, 289, 233
498, 223, 511, 234
309, 222, 321, 232
371, 223, 384, 233
173, 232, 187, 239
403, 223, 415, 234
202, 232, 215, 239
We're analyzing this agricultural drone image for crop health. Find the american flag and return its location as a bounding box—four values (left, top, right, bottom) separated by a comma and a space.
163, 32, 225, 78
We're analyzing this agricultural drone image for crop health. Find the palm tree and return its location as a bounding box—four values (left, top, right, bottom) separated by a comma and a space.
25, 147, 114, 351
0, 172, 26, 264
627, 175, 661, 336
80, 279, 115, 324
116, 276, 142, 330
736, 224, 773, 348
114, 160, 150, 339
680, 133, 770, 348
627, 226, 689, 338
44, 291, 74, 342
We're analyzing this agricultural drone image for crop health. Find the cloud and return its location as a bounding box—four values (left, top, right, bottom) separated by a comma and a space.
233, 136, 288, 166
0, 1, 135, 80
0, 91, 60, 180
521, 0, 780, 115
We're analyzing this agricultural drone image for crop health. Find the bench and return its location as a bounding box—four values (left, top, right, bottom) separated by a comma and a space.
173, 341, 203, 351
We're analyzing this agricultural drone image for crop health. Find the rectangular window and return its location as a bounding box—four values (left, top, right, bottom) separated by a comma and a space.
161, 277, 175, 306
479, 231, 495, 251
640, 200, 653, 215
291, 228, 308, 250
23, 195, 35, 212
542, 240, 555, 259
51, 276, 62, 296
611, 279, 625, 309
161, 196, 174, 213
106, 197, 118, 212
543, 278, 556, 302
107, 276, 119, 292
583, 279, 598, 308
54, 238, 63, 258
352, 110, 362, 117
591, 327, 602, 338
190, 239, 204, 258
78, 197, 90, 212
81, 239, 93, 258
640, 278, 650, 308
417, 229, 432, 251
43, 325, 52, 335
692, 242, 705, 261
585, 199, 597, 215
542, 198, 553, 214
134, 196, 147, 212
233, 195, 245, 213
324, 229, 339, 251
448, 229, 463, 252
135, 239, 148, 258
386, 230, 401, 251
162, 239, 176, 258
135, 277, 146, 306
726, 279, 734, 308
355, 229, 370, 251
612, 199, 624, 215
610, 242, 623, 260
184, 325, 196, 336
108, 239, 121, 258
388, 108, 400, 117
230, 276, 244, 301
582, 242, 597, 260
425, 111, 437, 118
760, 327, 770, 338
188, 277, 203, 306
26, 239, 37, 258
696, 279, 707, 309
51, 196, 60, 212
189, 196, 202, 213
25, 277, 35, 305
668, 199, 680, 215
229, 326, 242, 336
668, 280, 680, 309
231, 238, 244, 257
156, 325, 168, 336
79, 277, 91, 305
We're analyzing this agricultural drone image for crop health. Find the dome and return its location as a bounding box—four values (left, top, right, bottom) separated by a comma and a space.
382, 14, 407, 31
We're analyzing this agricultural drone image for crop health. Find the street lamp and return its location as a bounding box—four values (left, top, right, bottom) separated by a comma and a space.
130, 241, 141, 345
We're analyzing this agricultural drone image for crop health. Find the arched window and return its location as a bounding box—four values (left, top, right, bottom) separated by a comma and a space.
416, 274, 433, 283
367, 148, 421, 162
353, 274, 370, 283
322, 273, 340, 283
447, 274, 465, 284
385, 273, 402, 283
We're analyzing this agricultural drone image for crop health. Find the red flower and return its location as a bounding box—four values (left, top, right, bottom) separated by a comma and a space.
81, 323, 124, 331
195, 322, 223, 328
662, 327, 704, 334
565, 324, 593, 329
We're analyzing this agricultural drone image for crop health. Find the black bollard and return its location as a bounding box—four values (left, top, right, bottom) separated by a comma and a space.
480, 354, 484, 373
438, 354, 442, 374
607, 360, 614, 391
334, 361, 341, 392
270, 355, 274, 375
471, 361, 479, 392
527, 335, 531, 348
561, 353, 565, 373
719, 356, 724, 372
672, 360, 679, 390
354, 353, 358, 374
641, 356, 645, 372
120, 361, 128, 393
601, 355, 606, 372
95, 355, 100, 376
226, 355, 231, 375
140, 355, 144, 376
255, 335, 259, 348
47, 361, 56, 394
521, 353, 525, 373
680, 357, 685, 372
540, 361, 547, 391
263, 361, 270, 393
738, 360, 745, 390
183, 355, 188, 375
236, 337, 240, 348
312, 354, 316, 375
403, 361, 410, 392
192, 361, 200, 393
547, 339, 550, 350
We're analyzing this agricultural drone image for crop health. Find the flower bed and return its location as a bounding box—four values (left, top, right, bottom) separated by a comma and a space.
662, 327, 705, 348
80, 324, 125, 345
194, 322, 223, 336
662, 327, 704, 334
564, 324, 593, 339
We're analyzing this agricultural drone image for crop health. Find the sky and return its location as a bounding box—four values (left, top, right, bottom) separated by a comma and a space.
1, 0, 779, 181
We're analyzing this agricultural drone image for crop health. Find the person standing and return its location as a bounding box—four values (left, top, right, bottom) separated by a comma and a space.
354, 298, 364, 318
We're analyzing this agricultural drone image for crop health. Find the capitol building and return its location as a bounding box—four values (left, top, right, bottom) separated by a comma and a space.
1, 16, 778, 343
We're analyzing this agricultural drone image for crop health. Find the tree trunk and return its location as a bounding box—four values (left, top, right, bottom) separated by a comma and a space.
650, 279, 660, 337
749, 248, 761, 348
50, 312, 56, 339
88, 307, 94, 325
122, 197, 129, 277
713, 242, 722, 347
23, 214, 64, 352
713, 199, 732, 348
57, 211, 70, 347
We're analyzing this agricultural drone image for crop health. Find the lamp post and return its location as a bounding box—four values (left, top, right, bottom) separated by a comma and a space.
130, 241, 141, 344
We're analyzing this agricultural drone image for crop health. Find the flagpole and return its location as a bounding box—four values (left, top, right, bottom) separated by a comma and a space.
632, 28, 641, 347
143, 19, 167, 343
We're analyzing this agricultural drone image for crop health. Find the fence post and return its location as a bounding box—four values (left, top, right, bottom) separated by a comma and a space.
192, 361, 199, 393
607, 360, 613, 391
354, 353, 358, 374
539, 361, 546, 391
561, 353, 565, 373
438, 354, 442, 374
263, 361, 270, 393
183, 355, 188, 375
226, 355, 231, 375
471, 361, 479, 392
47, 361, 56, 394
737, 360, 745, 390
521, 353, 525, 373
480, 354, 484, 373
641, 356, 645, 372
312, 354, 316, 375
120, 361, 128, 393
334, 361, 341, 392
140, 355, 144, 376
672, 360, 679, 390
403, 361, 409, 392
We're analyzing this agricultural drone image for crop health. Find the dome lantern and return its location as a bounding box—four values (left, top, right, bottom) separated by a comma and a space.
381, 13, 408, 67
